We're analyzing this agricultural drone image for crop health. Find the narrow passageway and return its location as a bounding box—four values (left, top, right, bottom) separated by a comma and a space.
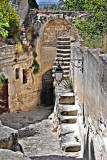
19, 114, 82, 160
0, 106, 82, 160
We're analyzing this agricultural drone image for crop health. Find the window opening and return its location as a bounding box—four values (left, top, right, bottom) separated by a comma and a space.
16, 68, 20, 80
23, 69, 27, 84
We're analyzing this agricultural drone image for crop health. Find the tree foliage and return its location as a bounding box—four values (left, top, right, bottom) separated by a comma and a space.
65, 0, 107, 50
0, 12, 9, 38
65, 0, 85, 11
0, 0, 20, 40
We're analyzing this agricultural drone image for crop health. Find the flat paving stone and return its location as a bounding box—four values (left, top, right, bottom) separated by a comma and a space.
0, 106, 53, 130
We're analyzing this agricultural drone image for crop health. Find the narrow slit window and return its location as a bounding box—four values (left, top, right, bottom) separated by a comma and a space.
23, 69, 27, 84
16, 68, 20, 80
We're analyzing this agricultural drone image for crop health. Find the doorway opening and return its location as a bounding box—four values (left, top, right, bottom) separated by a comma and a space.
0, 78, 9, 114
41, 69, 54, 107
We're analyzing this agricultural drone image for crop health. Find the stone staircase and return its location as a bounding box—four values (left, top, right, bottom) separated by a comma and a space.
57, 92, 81, 153
53, 37, 71, 78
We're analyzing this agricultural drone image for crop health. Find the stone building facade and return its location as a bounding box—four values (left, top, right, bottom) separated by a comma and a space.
0, 45, 40, 112
0, 9, 87, 112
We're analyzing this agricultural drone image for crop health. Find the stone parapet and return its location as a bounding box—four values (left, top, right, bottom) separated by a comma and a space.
0, 45, 17, 66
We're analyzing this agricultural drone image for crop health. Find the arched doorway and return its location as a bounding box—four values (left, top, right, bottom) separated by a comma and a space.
41, 69, 54, 107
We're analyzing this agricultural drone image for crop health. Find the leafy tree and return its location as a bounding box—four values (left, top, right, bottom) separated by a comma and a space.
0, 12, 9, 38
0, 0, 20, 40
65, 0, 107, 50
65, 0, 85, 11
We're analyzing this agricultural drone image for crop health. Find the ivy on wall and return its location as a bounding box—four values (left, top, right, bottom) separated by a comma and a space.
29, 51, 40, 74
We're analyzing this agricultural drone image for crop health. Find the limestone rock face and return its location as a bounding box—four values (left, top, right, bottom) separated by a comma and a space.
0, 149, 31, 160
0, 121, 18, 150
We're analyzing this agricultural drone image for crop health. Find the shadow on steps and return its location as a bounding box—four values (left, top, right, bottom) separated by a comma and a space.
30, 155, 83, 160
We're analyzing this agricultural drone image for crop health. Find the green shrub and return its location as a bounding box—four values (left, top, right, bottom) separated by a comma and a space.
65, 0, 85, 11
65, 0, 107, 51
62, 77, 73, 91
0, 12, 9, 38
0, 0, 20, 40
0, 74, 6, 93
29, 58, 40, 74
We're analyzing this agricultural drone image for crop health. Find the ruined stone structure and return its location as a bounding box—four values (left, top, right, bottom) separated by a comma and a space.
0, 10, 86, 112
0, 1, 107, 159
25, 10, 86, 107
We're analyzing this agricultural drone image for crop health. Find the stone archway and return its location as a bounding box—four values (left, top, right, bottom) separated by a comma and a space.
41, 69, 54, 107
36, 18, 72, 107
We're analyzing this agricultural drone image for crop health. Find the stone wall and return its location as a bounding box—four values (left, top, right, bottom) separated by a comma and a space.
25, 10, 86, 34
9, 0, 28, 25
0, 45, 39, 112
71, 42, 107, 160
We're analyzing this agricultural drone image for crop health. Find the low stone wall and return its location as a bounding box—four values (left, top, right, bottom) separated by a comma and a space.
0, 45, 17, 66
71, 42, 107, 160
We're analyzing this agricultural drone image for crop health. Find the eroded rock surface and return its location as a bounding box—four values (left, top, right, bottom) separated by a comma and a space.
0, 121, 18, 150
0, 149, 31, 160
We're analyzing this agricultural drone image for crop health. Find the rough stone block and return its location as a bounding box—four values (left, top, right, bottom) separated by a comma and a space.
59, 96, 75, 104
0, 122, 18, 150
63, 142, 81, 152
0, 149, 31, 160
59, 104, 77, 116
61, 124, 77, 135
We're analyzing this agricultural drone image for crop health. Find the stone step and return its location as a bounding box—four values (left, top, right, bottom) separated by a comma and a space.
54, 62, 70, 66
59, 105, 78, 116
60, 115, 77, 123
63, 74, 70, 78
57, 45, 70, 49
52, 74, 70, 78
57, 41, 70, 45
52, 69, 69, 74
57, 49, 71, 54
58, 37, 70, 41
57, 54, 70, 58
62, 141, 81, 152
61, 123, 77, 135
55, 57, 70, 61
53, 65, 70, 70
59, 93, 75, 104
61, 133, 81, 152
